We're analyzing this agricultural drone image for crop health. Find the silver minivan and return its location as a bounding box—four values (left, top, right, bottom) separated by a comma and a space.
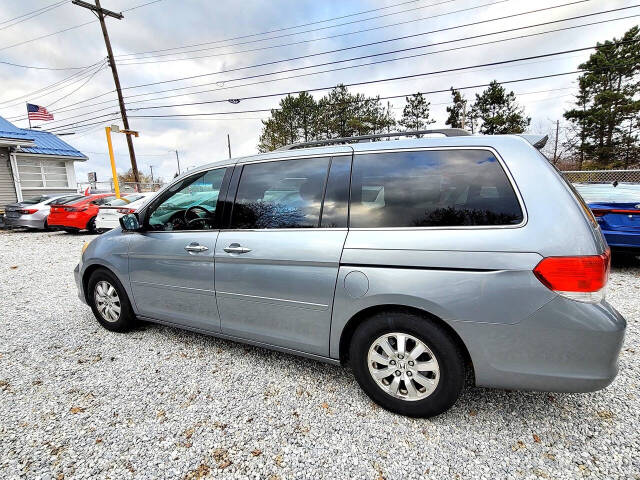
75, 131, 626, 417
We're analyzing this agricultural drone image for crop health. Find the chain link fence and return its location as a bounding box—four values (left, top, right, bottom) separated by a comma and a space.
77, 181, 164, 194
561, 169, 640, 184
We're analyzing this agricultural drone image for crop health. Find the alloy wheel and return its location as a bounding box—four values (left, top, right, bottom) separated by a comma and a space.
94, 280, 121, 323
367, 332, 440, 401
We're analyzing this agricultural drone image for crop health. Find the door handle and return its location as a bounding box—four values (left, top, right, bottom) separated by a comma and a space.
184, 243, 208, 253
224, 243, 251, 254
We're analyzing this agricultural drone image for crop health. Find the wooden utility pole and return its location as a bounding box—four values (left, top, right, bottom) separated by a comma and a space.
72, 0, 140, 185
175, 150, 181, 174
227, 134, 232, 159
553, 120, 560, 165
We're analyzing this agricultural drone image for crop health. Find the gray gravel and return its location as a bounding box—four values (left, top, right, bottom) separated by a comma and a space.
0, 230, 638, 480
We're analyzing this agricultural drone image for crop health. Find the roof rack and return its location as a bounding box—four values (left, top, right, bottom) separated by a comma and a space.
277, 128, 471, 150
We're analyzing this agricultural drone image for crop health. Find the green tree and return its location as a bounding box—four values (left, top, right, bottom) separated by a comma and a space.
399, 93, 435, 134
258, 93, 319, 152
471, 80, 530, 135
564, 26, 640, 168
445, 87, 468, 130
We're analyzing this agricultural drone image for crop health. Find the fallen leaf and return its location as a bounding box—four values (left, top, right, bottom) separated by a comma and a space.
320, 402, 329, 410
469, 409, 477, 416
597, 410, 614, 420
0, 380, 10, 391
69, 406, 85, 414
9, 265, 18, 269
533, 434, 541, 443
183, 463, 210, 480
274, 454, 284, 467
251, 449, 262, 457
512, 440, 525, 451
219, 460, 232, 470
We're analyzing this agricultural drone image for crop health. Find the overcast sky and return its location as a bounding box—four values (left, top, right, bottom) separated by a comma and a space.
0, 0, 637, 184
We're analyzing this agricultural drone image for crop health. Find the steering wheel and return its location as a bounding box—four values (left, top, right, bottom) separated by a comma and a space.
184, 205, 212, 227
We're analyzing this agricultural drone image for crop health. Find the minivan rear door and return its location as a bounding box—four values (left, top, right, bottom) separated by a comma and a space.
215, 151, 352, 356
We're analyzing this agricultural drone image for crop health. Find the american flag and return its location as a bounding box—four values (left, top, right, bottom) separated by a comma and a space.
27, 103, 54, 121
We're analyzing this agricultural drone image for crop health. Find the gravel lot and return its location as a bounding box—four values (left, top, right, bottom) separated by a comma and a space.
0, 230, 638, 480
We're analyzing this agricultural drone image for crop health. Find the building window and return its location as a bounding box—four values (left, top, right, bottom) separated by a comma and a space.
17, 159, 70, 189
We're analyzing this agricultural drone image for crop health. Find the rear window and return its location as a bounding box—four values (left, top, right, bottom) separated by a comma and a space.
350, 149, 523, 228
22, 195, 50, 205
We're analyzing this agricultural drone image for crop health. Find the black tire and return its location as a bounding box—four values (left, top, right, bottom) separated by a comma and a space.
63, 228, 77, 233
350, 310, 465, 418
86, 217, 97, 233
43, 219, 49, 231
87, 268, 136, 332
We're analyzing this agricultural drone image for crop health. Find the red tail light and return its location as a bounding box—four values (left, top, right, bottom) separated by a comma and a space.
66, 205, 87, 212
533, 250, 610, 302
117, 208, 135, 214
592, 208, 639, 217
18, 208, 38, 214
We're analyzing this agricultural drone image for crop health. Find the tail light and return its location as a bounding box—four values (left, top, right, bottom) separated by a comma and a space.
533, 249, 610, 302
18, 208, 38, 214
66, 205, 88, 212
117, 208, 135, 214
592, 208, 639, 217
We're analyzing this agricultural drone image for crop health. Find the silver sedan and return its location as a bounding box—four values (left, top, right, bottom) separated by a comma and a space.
4, 194, 83, 229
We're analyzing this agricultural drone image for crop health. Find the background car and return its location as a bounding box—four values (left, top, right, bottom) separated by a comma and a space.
4, 194, 83, 230
95, 192, 156, 232
48, 193, 116, 233
574, 183, 640, 255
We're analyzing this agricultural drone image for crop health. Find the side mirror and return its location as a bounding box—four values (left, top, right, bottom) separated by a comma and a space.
119, 213, 141, 232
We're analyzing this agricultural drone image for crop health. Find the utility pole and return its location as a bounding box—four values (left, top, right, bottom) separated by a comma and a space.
175, 150, 181, 175
227, 134, 232, 159
553, 120, 560, 165
461, 101, 466, 130
149, 165, 154, 184
72, 0, 140, 186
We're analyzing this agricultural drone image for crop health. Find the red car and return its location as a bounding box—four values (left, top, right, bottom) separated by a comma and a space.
48, 193, 116, 233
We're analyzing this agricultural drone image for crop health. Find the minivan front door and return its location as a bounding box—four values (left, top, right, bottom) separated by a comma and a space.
215, 154, 351, 356
128, 167, 230, 331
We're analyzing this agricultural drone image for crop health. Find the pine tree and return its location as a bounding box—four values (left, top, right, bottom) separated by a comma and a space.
445, 87, 468, 130
399, 93, 435, 135
564, 26, 640, 168
471, 81, 530, 135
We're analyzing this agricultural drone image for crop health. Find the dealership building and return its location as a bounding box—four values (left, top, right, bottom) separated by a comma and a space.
0, 116, 87, 205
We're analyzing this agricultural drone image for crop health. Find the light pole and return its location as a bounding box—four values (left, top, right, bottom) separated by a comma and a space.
105, 124, 139, 197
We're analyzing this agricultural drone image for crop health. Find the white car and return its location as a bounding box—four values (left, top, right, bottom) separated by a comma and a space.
95, 192, 156, 232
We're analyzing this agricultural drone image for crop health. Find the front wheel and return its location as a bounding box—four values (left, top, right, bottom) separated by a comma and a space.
350, 311, 465, 418
87, 269, 136, 332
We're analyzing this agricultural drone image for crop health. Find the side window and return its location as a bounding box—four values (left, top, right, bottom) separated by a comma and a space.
147, 168, 226, 231
231, 157, 329, 229
320, 156, 351, 228
350, 149, 523, 228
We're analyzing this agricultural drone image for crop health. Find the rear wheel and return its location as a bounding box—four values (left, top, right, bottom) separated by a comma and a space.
350, 310, 465, 417
87, 269, 135, 332
86, 217, 97, 233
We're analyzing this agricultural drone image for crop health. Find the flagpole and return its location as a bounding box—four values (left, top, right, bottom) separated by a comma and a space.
26, 103, 31, 129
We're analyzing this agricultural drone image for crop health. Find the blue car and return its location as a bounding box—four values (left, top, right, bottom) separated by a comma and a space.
574, 183, 640, 253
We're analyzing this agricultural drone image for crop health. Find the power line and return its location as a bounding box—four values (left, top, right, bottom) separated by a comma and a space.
0, 0, 166, 52
117, 0, 501, 65
43, 8, 636, 127
16, 0, 490, 113
45, 71, 584, 132
46, 62, 107, 108
0, 0, 68, 28
0, 60, 105, 106
116, 0, 430, 59
120, 0, 596, 90
45, 39, 634, 131
0, 58, 97, 71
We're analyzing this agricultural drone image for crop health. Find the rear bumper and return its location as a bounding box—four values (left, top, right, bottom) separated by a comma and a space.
48, 212, 91, 230
4, 215, 45, 229
455, 296, 626, 393
602, 228, 640, 250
